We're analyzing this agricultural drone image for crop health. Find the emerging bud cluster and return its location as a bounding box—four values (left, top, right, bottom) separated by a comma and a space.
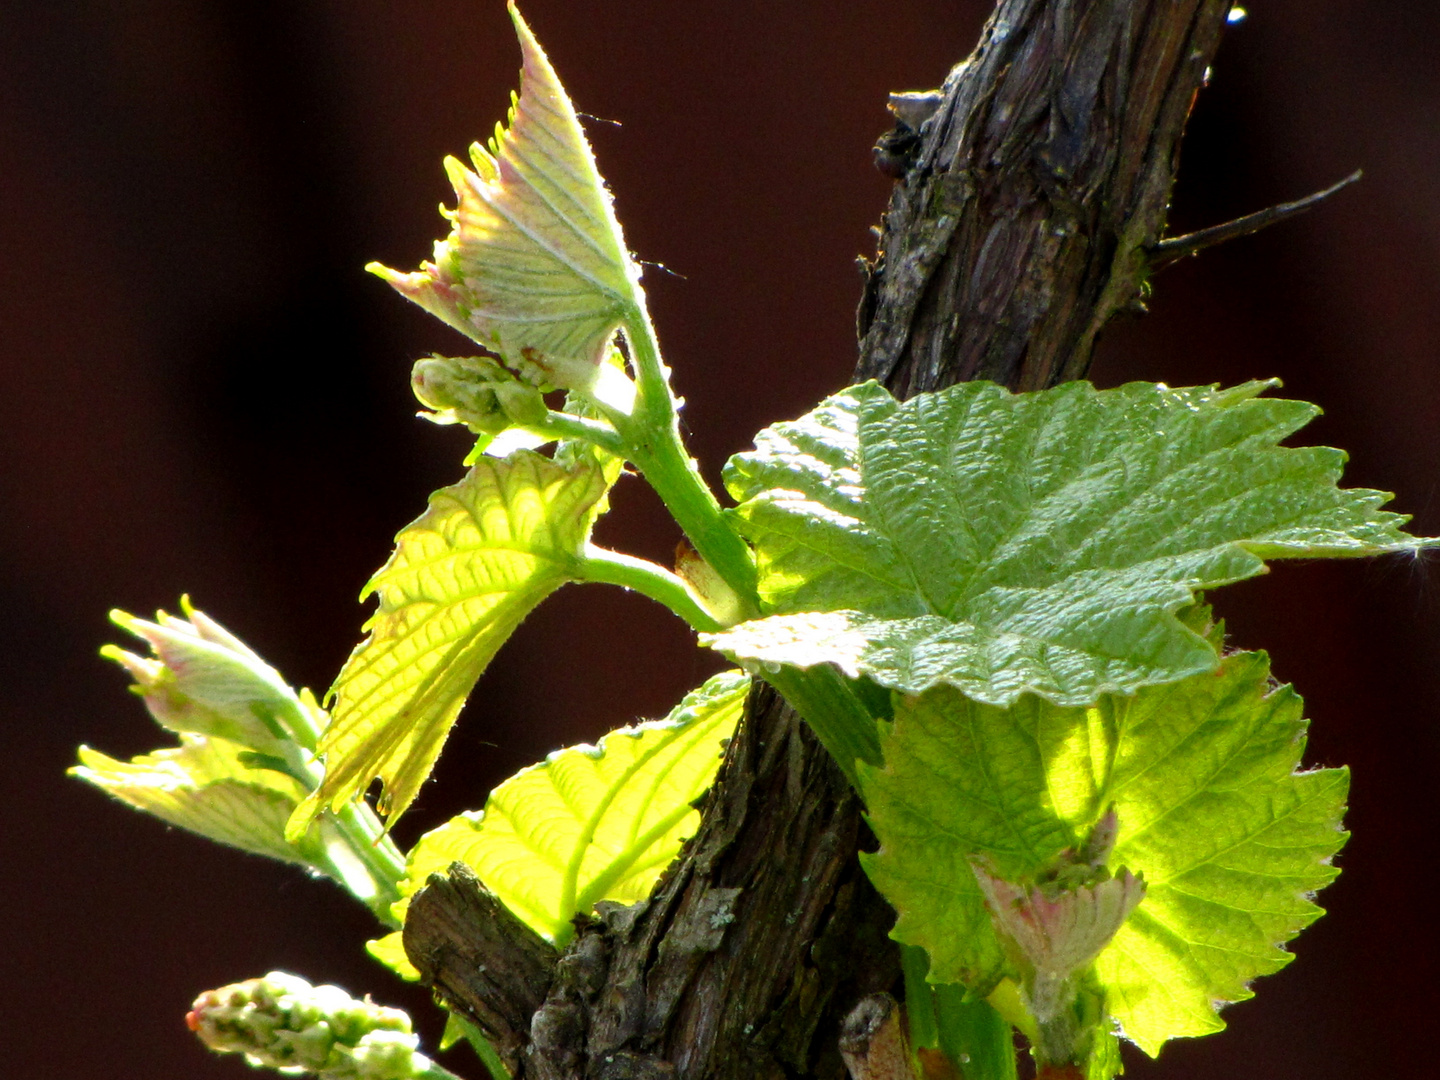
972, 810, 1145, 1067
187, 971, 444, 1080
412, 353, 548, 434
103, 602, 318, 756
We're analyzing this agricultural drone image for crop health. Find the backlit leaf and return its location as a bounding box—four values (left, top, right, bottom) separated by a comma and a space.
368, 3, 642, 391
368, 670, 747, 972
73, 737, 325, 868
291, 449, 611, 837
859, 652, 1347, 1055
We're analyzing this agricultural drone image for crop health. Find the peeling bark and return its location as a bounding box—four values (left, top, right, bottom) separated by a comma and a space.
857, 0, 1231, 393
404, 1, 1231, 1076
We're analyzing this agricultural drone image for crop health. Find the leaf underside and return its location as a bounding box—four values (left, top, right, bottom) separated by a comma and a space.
368, 2, 640, 390
291, 449, 611, 837
859, 651, 1348, 1055
370, 670, 748, 972
707, 379, 1423, 706
73, 737, 330, 869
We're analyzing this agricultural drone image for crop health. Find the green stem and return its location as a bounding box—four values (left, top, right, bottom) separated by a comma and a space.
277, 697, 407, 921
418, 1060, 468, 1080
610, 306, 893, 793
903, 946, 1019, 1080
935, 985, 1020, 1080
525, 409, 625, 456
446, 1010, 511, 1080
331, 801, 407, 922
616, 309, 759, 608
903, 945, 940, 1052
577, 546, 722, 632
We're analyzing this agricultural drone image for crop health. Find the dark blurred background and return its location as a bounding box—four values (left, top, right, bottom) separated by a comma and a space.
2, 1, 1437, 1077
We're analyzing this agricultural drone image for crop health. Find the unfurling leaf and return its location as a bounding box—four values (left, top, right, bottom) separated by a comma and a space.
369, 671, 747, 971
972, 859, 1146, 1022
78, 603, 333, 865
102, 603, 320, 755
188, 971, 442, 1080
368, 3, 643, 392
707, 379, 1427, 706
73, 736, 324, 868
858, 651, 1348, 1056
76, 606, 403, 909
292, 449, 613, 837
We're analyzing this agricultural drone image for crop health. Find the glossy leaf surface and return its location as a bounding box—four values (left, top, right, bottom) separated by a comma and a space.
709, 379, 1423, 705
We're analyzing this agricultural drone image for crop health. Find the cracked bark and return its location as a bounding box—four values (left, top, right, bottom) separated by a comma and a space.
403, 1, 1232, 1077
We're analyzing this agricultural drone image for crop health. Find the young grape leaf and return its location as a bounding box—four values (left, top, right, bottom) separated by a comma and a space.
858, 651, 1348, 1056
102, 603, 319, 755
368, 670, 748, 972
73, 736, 327, 868
368, 2, 643, 392
290, 449, 612, 838
707, 379, 1425, 705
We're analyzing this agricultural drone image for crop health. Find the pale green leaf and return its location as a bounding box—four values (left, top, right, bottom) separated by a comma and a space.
708, 379, 1425, 705
368, 2, 642, 392
293, 450, 612, 837
858, 651, 1347, 1055
72, 736, 324, 868
368, 670, 748, 971
365, 931, 414, 980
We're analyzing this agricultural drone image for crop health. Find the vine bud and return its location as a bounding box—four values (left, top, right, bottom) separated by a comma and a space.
187, 971, 440, 1079
104, 603, 313, 754
411, 354, 548, 434
973, 862, 1145, 1023
972, 810, 1144, 1031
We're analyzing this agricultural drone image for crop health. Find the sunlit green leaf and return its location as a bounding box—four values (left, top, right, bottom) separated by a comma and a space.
368, 2, 642, 392
79, 604, 407, 916
858, 652, 1347, 1056
708, 379, 1425, 705
292, 450, 612, 837
73, 737, 325, 867
368, 670, 747, 972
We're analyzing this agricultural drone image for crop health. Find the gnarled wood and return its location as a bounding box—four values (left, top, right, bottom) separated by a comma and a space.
857, 0, 1231, 394
404, 863, 558, 1076
405, 1, 1232, 1076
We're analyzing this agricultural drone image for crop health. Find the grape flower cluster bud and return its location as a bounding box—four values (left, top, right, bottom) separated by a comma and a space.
187, 971, 448, 1080
412, 353, 548, 434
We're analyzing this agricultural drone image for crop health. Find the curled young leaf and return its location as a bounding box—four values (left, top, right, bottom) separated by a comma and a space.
77, 605, 405, 913
368, 3, 643, 393
972, 859, 1146, 1022
709, 379, 1428, 706
73, 736, 323, 869
291, 449, 613, 837
103, 603, 319, 755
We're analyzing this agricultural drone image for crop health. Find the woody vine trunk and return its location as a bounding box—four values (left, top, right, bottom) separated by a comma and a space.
402, 1, 1234, 1077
